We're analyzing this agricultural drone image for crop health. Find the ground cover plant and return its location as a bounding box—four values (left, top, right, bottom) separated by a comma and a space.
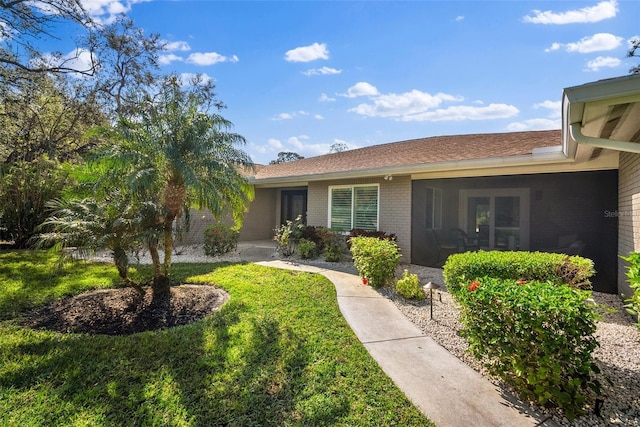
0, 251, 433, 426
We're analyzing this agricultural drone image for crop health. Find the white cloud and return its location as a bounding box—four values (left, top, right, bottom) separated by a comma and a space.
534, 100, 561, 118
455, 16, 464, 21
566, 33, 622, 53
272, 111, 310, 121
546, 33, 623, 53
40, 48, 97, 75
586, 56, 621, 71
342, 82, 379, 98
186, 52, 239, 65
314, 114, 324, 120
349, 89, 462, 118
628, 36, 640, 48
267, 138, 283, 150
284, 42, 329, 63
80, 0, 149, 24
319, 93, 336, 102
164, 40, 191, 52
158, 53, 183, 65
523, 0, 617, 24
507, 118, 560, 132
401, 104, 519, 122
302, 66, 342, 76
179, 73, 213, 86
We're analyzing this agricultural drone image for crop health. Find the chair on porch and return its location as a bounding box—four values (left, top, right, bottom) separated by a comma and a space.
427, 229, 458, 267
449, 228, 480, 252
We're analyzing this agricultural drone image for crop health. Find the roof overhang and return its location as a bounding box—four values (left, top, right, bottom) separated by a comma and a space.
251, 146, 619, 187
563, 74, 640, 158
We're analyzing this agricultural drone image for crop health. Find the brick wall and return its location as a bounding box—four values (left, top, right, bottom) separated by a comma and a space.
307, 176, 412, 261
618, 152, 640, 296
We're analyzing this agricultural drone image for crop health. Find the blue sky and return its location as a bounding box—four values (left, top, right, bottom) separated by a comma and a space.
48, 1, 639, 164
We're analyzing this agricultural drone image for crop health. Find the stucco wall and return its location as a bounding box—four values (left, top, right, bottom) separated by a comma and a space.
239, 187, 278, 241
618, 152, 640, 297
307, 175, 412, 262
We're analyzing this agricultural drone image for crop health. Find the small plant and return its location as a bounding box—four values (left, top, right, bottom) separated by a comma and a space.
274, 215, 305, 257
349, 236, 401, 288
297, 238, 318, 259
204, 223, 239, 256
396, 269, 424, 300
621, 252, 640, 329
324, 242, 342, 262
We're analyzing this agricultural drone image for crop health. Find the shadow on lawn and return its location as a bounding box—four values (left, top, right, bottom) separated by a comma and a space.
1, 296, 349, 425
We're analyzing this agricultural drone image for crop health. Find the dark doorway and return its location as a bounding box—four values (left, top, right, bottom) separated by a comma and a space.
281, 190, 307, 224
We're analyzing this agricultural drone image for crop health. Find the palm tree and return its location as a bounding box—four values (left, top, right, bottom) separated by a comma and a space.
94, 74, 254, 293
37, 194, 158, 294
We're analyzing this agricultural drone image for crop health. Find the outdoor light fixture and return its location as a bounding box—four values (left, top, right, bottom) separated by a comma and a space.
383, 175, 393, 181
422, 281, 441, 320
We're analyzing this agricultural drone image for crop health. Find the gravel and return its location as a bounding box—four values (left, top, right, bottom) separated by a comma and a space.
90, 246, 640, 425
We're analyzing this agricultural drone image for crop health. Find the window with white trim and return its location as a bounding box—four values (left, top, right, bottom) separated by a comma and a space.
328, 184, 379, 232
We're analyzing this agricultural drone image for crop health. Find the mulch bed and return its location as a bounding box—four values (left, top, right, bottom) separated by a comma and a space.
20, 284, 229, 335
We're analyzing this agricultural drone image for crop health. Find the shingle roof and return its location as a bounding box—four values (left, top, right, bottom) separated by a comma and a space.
253, 129, 561, 180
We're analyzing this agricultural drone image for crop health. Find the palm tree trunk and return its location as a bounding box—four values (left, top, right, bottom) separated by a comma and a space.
163, 218, 174, 277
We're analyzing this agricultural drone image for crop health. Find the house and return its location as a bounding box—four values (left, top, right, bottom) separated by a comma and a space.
190, 73, 640, 295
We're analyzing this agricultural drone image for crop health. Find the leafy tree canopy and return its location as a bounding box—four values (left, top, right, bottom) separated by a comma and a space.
269, 151, 304, 165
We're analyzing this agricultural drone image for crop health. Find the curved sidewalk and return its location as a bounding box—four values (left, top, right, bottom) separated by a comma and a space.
257, 260, 550, 427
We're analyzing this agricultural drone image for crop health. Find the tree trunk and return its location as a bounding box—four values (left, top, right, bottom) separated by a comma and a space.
163, 217, 174, 277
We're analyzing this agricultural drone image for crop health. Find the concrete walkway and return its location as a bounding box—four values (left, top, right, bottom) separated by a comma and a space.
257, 260, 549, 427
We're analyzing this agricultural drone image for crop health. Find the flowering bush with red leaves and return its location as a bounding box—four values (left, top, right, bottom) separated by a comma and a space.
468, 280, 480, 291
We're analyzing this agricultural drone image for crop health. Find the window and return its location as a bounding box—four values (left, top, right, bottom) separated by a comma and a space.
328, 185, 379, 232
425, 187, 443, 229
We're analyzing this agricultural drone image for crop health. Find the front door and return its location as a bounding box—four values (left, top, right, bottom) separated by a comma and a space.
281, 190, 308, 224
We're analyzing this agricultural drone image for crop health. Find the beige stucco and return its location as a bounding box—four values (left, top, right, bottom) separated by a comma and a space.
618, 151, 640, 297
239, 187, 278, 241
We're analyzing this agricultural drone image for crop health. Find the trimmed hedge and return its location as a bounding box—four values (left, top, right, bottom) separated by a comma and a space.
443, 251, 595, 294
455, 277, 600, 420
349, 236, 401, 288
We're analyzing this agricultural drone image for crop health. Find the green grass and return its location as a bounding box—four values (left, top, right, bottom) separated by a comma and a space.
0, 251, 434, 426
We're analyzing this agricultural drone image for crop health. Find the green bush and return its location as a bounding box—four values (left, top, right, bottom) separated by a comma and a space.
456, 277, 600, 420
297, 238, 318, 259
274, 215, 305, 257
443, 251, 595, 294
621, 252, 640, 329
349, 236, 401, 288
204, 223, 239, 256
396, 269, 424, 300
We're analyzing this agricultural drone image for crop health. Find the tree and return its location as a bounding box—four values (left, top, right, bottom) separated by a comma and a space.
0, 0, 95, 82
269, 151, 304, 164
0, 72, 105, 164
628, 37, 640, 75
37, 194, 159, 292
94, 74, 254, 293
88, 15, 164, 119
329, 142, 349, 153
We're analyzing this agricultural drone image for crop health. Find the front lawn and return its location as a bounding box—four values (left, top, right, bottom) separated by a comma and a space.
0, 251, 433, 426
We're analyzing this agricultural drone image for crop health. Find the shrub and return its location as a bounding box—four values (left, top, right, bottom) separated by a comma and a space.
396, 269, 424, 300
204, 223, 239, 256
324, 241, 343, 262
456, 277, 601, 420
621, 252, 640, 329
274, 215, 305, 256
297, 238, 318, 259
443, 251, 595, 294
349, 236, 401, 288
347, 228, 396, 248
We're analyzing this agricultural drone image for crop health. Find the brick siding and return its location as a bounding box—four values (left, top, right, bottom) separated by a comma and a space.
618, 152, 640, 296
